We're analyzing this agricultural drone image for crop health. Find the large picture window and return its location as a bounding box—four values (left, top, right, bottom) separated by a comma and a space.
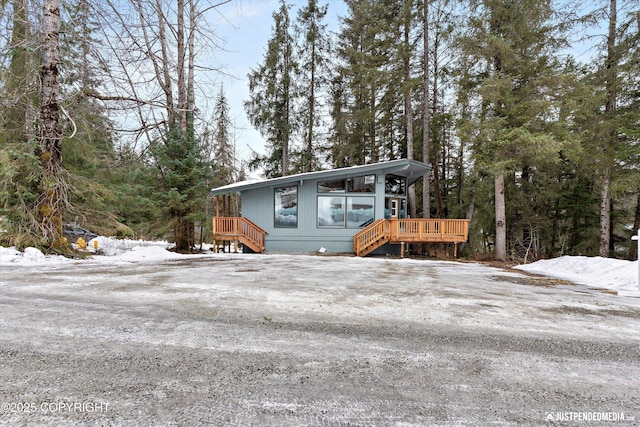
318, 196, 344, 227
318, 196, 374, 228
347, 197, 374, 227
275, 186, 298, 228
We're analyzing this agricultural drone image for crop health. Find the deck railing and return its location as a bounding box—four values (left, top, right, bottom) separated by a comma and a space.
354, 218, 469, 257
389, 218, 469, 243
213, 216, 468, 256
212, 217, 267, 253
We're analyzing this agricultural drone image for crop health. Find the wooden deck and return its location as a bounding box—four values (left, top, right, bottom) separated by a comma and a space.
212, 217, 469, 256
353, 218, 470, 257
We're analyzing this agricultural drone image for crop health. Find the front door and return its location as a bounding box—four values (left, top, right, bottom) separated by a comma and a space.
390, 198, 399, 218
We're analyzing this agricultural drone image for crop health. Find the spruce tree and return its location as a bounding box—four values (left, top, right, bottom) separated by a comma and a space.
330, 0, 404, 166
0, 0, 40, 248
59, 0, 122, 232
245, 0, 296, 177
294, 0, 330, 172
212, 85, 235, 185
152, 123, 209, 252
458, 0, 571, 261
584, 0, 640, 257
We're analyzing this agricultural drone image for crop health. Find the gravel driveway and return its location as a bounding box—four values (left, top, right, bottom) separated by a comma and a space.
1, 254, 639, 426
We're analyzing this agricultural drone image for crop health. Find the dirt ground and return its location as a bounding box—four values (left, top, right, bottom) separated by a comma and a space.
1, 254, 639, 426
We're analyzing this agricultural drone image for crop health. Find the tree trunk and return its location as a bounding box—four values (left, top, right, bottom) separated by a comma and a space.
458, 173, 476, 256
39, 0, 64, 248
173, 0, 197, 253
177, 0, 187, 131
282, 9, 292, 175
629, 193, 640, 260
432, 46, 442, 218
494, 173, 506, 261
305, 40, 316, 173
599, 169, 611, 257
404, 0, 416, 218
152, 0, 175, 125
422, 0, 430, 219
187, 0, 196, 137
600, 0, 617, 258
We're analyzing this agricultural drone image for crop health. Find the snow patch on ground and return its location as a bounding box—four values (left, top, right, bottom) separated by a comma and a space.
0, 246, 70, 265
515, 256, 639, 296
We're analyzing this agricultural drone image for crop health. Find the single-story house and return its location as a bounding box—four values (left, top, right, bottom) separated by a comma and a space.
210, 159, 469, 256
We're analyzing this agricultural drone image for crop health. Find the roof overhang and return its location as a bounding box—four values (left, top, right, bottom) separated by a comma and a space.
210, 159, 432, 196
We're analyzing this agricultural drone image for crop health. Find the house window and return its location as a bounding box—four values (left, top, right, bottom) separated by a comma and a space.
347, 197, 374, 227
347, 175, 375, 193
317, 196, 345, 227
385, 175, 406, 195
317, 179, 346, 193
318, 175, 374, 193
275, 186, 298, 228
318, 196, 374, 228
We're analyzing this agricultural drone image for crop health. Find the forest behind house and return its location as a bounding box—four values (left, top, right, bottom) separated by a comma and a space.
0, 0, 638, 261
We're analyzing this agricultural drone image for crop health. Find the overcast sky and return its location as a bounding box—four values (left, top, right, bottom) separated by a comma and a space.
207, 0, 347, 178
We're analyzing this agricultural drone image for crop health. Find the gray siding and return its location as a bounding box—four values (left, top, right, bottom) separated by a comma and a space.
240, 173, 390, 253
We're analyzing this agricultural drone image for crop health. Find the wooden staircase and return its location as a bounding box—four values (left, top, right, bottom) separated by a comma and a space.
354, 218, 470, 257
212, 217, 268, 253
353, 219, 391, 257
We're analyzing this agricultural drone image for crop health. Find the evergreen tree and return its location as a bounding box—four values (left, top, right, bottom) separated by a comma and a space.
400, 0, 419, 218
418, 0, 458, 219
108, 146, 158, 238
458, 0, 571, 261
0, 0, 41, 248
245, 0, 296, 177
583, 0, 640, 257
293, 0, 330, 172
151, 123, 210, 251
59, 0, 123, 233
212, 85, 235, 185
330, 0, 406, 167
2, 0, 35, 145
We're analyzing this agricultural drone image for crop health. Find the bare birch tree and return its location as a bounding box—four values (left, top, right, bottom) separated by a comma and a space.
92, 0, 230, 251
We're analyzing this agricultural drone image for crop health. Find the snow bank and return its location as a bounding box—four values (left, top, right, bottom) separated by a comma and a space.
87, 237, 173, 257
0, 246, 70, 265
0, 238, 179, 265
105, 245, 189, 262
515, 256, 639, 296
